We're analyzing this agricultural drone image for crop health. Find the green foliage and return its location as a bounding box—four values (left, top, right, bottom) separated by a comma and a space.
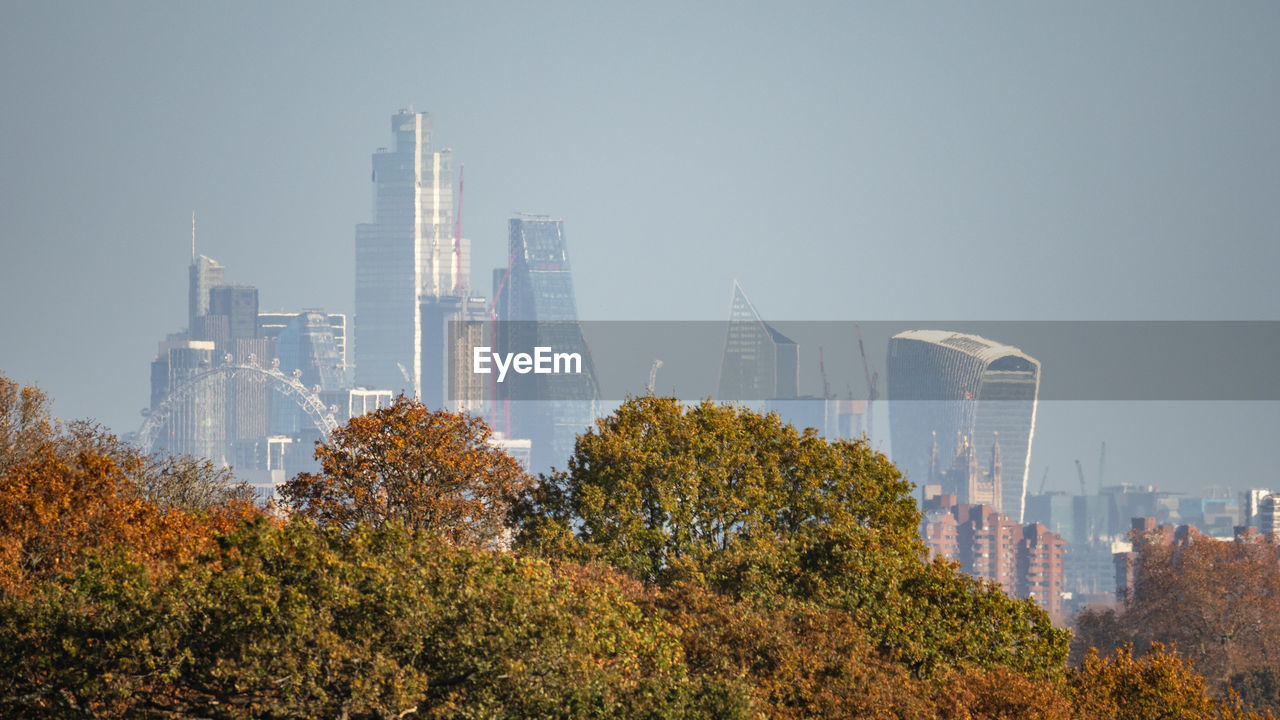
0, 519, 737, 719
517, 396, 1069, 678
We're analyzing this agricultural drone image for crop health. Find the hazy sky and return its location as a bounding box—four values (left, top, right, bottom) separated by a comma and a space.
2, 2, 1277, 495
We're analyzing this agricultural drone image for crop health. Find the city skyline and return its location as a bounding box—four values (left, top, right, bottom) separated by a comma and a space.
2, 3, 1278, 496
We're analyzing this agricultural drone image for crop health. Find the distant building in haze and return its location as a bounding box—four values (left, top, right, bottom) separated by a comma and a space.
922, 494, 1066, 620
355, 110, 468, 397
189, 254, 225, 334
493, 214, 597, 472
420, 294, 489, 414
717, 280, 798, 403
887, 330, 1040, 521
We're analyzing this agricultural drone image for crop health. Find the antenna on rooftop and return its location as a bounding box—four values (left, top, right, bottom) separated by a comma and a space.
191, 211, 196, 263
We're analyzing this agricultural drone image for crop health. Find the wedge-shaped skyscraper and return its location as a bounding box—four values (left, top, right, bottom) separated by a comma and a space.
887, 330, 1040, 521
717, 280, 798, 403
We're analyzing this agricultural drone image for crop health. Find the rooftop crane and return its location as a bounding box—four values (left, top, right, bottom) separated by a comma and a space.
647, 359, 663, 394
855, 324, 879, 439
1074, 459, 1087, 496
1038, 466, 1050, 495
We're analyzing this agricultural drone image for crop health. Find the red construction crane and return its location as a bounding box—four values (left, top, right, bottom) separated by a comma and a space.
855, 324, 879, 439
452, 164, 465, 291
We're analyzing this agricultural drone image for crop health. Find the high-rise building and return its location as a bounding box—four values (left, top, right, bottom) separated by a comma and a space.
887, 330, 1040, 520
494, 214, 597, 471
189, 254, 225, 334
420, 294, 489, 413
717, 280, 798, 403
149, 338, 224, 461
260, 311, 348, 375
270, 311, 346, 435
208, 286, 260, 341
1261, 494, 1280, 537
355, 110, 469, 397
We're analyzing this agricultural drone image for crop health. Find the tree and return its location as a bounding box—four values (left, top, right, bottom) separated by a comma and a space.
517, 396, 919, 582
516, 396, 1070, 678
1073, 527, 1280, 707
0, 519, 741, 719
0, 374, 255, 595
1070, 644, 1257, 720
282, 397, 532, 546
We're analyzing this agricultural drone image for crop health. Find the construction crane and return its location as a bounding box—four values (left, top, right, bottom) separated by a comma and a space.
452, 164, 465, 291
1038, 466, 1050, 495
1074, 459, 1087, 496
1096, 441, 1107, 493
646, 359, 664, 394
855, 324, 879, 439
818, 347, 833, 400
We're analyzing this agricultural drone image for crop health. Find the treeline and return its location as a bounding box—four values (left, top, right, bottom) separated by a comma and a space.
1075, 524, 1280, 714
0, 374, 1272, 719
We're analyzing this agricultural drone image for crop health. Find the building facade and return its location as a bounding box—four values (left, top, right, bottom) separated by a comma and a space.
493, 214, 598, 472
887, 330, 1040, 520
717, 280, 798, 403
355, 110, 468, 397
922, 494, 1067, 619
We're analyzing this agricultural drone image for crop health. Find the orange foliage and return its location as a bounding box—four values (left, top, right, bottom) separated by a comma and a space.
282, 396, 531, 546
0, 375, 255, 594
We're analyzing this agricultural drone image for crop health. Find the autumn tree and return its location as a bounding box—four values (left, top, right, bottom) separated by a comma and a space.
516, 396, 1069, 678
1070, 644, 1258, 720
0, 375, 255, 595
1074, 527, 1280, 709
0, 519, 741, 719
282, 396, 532, 546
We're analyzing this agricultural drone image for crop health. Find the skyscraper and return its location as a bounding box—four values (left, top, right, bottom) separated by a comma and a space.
420, 294, 489, 413
494, 214, 598, 471
355, 110, 468, 397
189, 254, 225, 335
887, 330, 1040, 520
270, 310, 346, 435
717, 280, 798, 403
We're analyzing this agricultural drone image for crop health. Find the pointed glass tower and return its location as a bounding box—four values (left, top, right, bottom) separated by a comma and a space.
717, 280, 798, 403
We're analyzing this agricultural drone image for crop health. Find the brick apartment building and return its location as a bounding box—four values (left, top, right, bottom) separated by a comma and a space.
923, 494, 1067, 619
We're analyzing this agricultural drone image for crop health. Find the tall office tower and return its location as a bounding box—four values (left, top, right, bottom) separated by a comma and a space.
887, 330, 1040, 521
355, 110, 470, 398
189, 254, 225, 334
420, 294, 489, 413
717, 280, 798, 403
494, 214, 598, 471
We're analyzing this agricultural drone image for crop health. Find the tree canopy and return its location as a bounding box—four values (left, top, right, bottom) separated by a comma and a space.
516, 396, 1069, 678
281, 396, 532, 546
2, 376, 1269, 719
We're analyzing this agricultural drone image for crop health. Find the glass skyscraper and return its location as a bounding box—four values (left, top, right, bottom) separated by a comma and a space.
717, 280, 798, 403
355, 110, 469, 398
494, 214, 598, 472
887, 330, 1040, 520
